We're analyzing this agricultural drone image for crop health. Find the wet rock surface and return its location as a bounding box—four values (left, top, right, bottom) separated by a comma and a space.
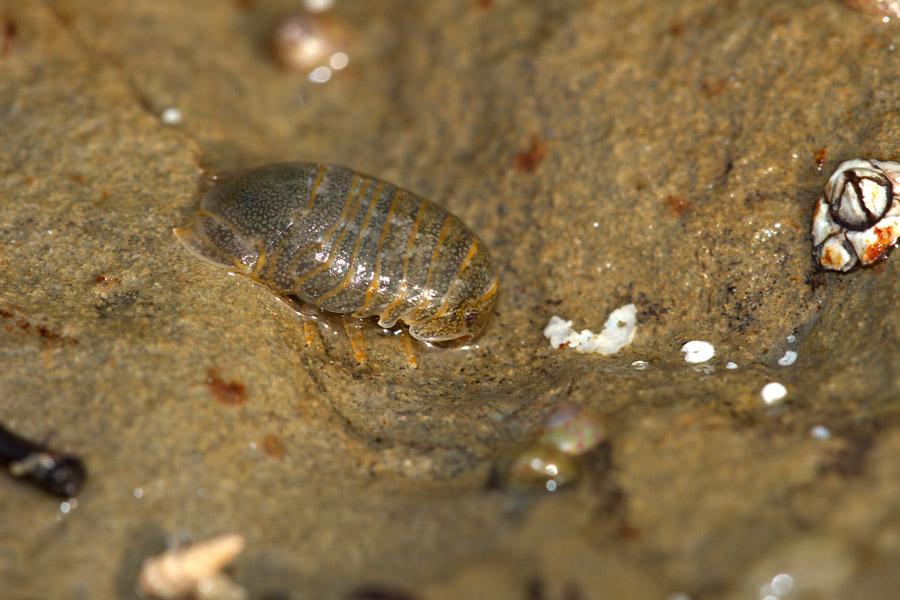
2, 0, 900, 598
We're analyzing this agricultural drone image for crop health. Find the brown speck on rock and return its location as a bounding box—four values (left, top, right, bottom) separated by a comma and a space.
2, 15, 17, 56
700, 78, 727, 97
666, 195, 689, 216
262, 433, 284, 459
68, 173, 86, 184
514, 137, 546, 173
206, 369, 248, 405
0, 305, 76, 347
814, 147, 827, 169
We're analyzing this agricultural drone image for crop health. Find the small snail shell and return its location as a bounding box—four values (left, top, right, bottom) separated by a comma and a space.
268, 13, 352, 72
536, 402, 607, 457
812, 159, 900, 271
494, 444, 579, 493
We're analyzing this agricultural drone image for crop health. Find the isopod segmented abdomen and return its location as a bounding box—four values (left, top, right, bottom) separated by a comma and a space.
174, 163, 498, 342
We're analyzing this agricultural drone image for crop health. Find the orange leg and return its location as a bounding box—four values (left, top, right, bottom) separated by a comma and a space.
342, 315, 367, 364
302, 315, 318, 346
398, 328, 418, 369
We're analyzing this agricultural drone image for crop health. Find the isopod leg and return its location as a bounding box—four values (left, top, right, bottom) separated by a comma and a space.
301, 315, 318, 346
342, 316, 367, 364
399, 328, 418, 369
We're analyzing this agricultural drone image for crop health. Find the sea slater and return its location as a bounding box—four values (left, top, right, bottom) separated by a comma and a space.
174, 163, 498, 363
811, 159, 900, 272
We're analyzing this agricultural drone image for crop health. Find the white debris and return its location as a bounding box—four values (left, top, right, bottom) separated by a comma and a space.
138, 533, 247, 600
725, 362, 738, 370
777, 350, 798, 366
304, 0, 334, 12
161, 108, 183, 125
543, 304, 637, 355
811, 425, 831, 440
308, 66, 332, 83
329, 52, 349, 70
760, 573, 795, 599
680, 340, 715, 363
761, 382, 788, 405
631, 360, 650, 370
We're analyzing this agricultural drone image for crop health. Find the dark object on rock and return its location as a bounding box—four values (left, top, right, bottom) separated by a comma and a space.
0, 422, 86, 497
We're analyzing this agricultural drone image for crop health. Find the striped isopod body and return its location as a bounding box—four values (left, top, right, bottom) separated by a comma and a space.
174, 163, 499, 345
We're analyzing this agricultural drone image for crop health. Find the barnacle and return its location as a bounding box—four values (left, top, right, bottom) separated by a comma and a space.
811, 159, 900, 271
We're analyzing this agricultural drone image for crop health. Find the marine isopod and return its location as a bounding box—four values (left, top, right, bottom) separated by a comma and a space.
174, 163, 498, 362
812, 159, 900, 272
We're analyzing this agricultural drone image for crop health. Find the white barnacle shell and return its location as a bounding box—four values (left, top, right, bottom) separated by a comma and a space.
812, 159, 900, 271
137, 533, 246, 600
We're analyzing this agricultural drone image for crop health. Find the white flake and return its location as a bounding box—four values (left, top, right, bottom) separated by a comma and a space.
761, 382, 787, 404
680, 340, 715, 363
777, 350, 797, 366
543, 304, 637, 355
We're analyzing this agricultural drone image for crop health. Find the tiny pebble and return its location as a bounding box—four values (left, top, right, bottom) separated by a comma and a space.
771, 573, 794, 596
777, 350, 797, 366
811, 425, 831, 439
681, 340, 715, 363
304, 0, 334, 12
329, 51, 349, 69
761, 382, 787, 404
308, 66, 332, 83
725, 362, 738, 369
161, 107, 182, 124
